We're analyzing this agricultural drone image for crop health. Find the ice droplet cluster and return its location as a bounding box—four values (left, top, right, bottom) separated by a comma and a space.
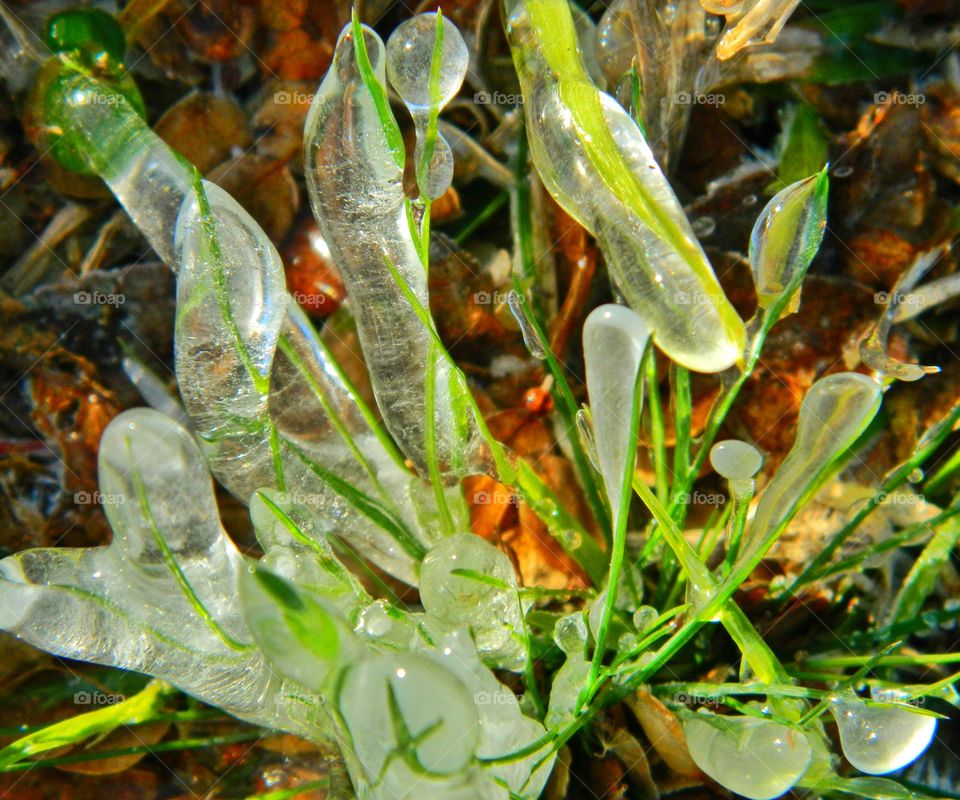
386, 12, 467, 199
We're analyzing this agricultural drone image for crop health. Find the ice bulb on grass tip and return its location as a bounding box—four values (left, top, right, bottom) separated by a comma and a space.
749, 169, 828, 320
829, 693, 937, 775
683, 714, 812, 800
583, 304, 650, 527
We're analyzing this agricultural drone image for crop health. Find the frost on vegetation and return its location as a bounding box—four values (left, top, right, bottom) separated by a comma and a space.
0, 7, 952, 800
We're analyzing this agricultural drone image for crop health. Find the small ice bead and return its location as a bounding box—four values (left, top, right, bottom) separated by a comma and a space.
829, 694, 937, 775
385, 13, 468, 111
710, 439, 763, 480
683, 715, 812, 800
632, 605, 658, 632
554, 611, 588, 654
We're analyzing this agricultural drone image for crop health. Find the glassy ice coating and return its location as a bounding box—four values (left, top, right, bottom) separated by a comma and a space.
829, 693, 937, 775
0, 409, 326, 740
305, 23, 487, 478
420, 533, 526, 670
584, 304, 650, 523
683, 714, 812, 800
504, 0, 745, 373
386, 13, 467, 200
745, 372, 882, 557
749, 170, 828, 318
710, 439, 763, 480
175, 180, 429, 583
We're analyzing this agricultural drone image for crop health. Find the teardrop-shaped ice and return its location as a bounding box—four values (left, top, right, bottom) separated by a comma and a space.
829, 694, 937, 775
508, 289, 548, 360
745, 372, 881, 557
419, 533, 526, 670
338, 652, 480, 781
385, 12, 468, 112
503, 0, 746, 373
749, 170, 828, 318
413, 128, 455, 199
583, 304, 650, 526
683, 714, 812, 800
710, 439, 763, 480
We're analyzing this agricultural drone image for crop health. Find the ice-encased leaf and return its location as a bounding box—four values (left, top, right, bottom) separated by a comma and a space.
240, 564, 361, 691
503, 0, 745, 373
174, 179, 432, 583
749, 169, 828, 318
305, 21, 489, 476
744, 372, 882, 558
0, 408, 325, 739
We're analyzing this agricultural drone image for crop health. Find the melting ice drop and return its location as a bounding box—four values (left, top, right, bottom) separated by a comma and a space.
683, 714, 812, 800
829, 693, 937, 775
583, 304, 650, 527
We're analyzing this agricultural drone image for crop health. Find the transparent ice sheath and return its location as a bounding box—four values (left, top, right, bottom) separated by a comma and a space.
503, 0, 745, 373
304, 23, 488, 478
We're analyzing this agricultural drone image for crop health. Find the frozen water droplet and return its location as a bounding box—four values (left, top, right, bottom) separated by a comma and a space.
419, 533, 526, 670
834, 165, 854, 178
632, 605, 658, 632
507, 290, 548, 360
546, 653, 590, 728
829, 693, 936, 775
743, 193, 759, 206
908, 468, 924, 484
583, 304, 650, 527
413, 128, 454, 200
554, 611, 588, 655
692, 216, 716, 238
339, 652, 480, 782
386, 13, 468, 111
683, 714, 812, 800
710, 439, 763, 480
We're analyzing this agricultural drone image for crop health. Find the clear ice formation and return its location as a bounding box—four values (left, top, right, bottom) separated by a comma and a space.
829, 693, 937, 775
710, 0, 802, 61
683, 713, 813, 800
503, 0, 746, 373
583, 304, 650, 525
749, 170, 828, 319
744, 372, 882, 558
385, 12, 467, 200
419, 533, 527, 670
860, 248, 942, 382
305, 21, 488, 479
710, 439, 763, 480
0, 409, 327, 740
